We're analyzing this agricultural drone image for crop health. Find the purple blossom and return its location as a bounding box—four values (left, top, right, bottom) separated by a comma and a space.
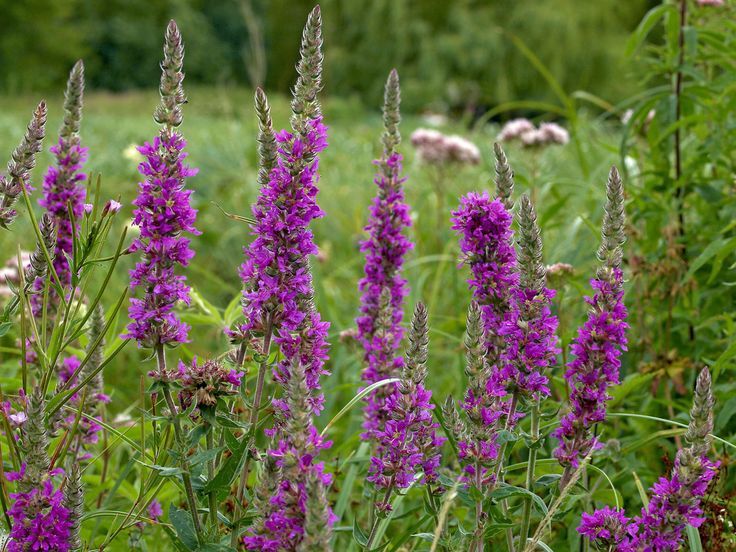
147, 499, 163, 522
578, 506, 634, 550
124, 131, 199, 349
239, 117, 330, 418
367, 303, 445, 509
451, 192, 518, 353
6, 466, 73, 552
451, 193, 518, 484
36, 139, 87, 293
367, 380, 445, 499
553, 268, 628, 469
491, 286, 560, 402
357, 151, 413, 439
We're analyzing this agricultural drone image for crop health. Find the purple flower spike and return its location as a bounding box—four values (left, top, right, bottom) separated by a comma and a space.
358, 70, 413, 440
124, 132, 199, 348
7, 469, 73, 552
553, 168, 627, 479
368, 303, 446, 508
124, 20, 198, 350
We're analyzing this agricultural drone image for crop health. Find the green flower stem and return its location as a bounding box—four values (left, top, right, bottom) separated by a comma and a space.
519, 400, 541, 545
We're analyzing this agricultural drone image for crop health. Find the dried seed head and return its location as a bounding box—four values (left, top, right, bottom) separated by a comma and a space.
255, 87, 277, 189
24, 213, 56, 283
381, 69, 401, 155
402, 302, 429, 386
493, 142, 514, 211
685, 367, 715, 455
154, 20, 186, 128
60, 60, 85, 142
597, 166, 626, 270
464, 301, 486, 385
20, 387, 50, 492
299, 471, 333, 551
63, 462, 84, 551
517, 194, 545, 293
1, 101, 47, 228
290, 5, 324, 131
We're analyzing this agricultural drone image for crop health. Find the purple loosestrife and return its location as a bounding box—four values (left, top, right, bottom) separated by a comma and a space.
0, 101, 47, 229
357, 69, 413, 439
492, 195, 559, 406
244, 8, 333, 550
238, 7, 328, 419
6, 388, 74, 551
580, 368, 718, 552
449, 184, 518, 484
124, 20, 199, 350
243, 359, 334, 551
367, 303, 445, 512
35, 61, 87, 303
553, 167, 628, 484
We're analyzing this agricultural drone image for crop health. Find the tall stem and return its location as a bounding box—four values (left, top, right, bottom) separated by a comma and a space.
519, 401, 540, 546
492, 393, 518, 552
156, 344, 204, 543
473, 460, 484, 552
231, 316, 273, 546
365, 480, 394, 550
206, 429, 217, 528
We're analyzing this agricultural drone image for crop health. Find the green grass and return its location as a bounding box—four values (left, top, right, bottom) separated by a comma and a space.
0, 86, 657, 550
0, 87, 622, 410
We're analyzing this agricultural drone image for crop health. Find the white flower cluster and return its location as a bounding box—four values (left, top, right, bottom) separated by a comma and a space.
0, 252, 31, 298
497, 119, 570, 147
410, 128, 481, 166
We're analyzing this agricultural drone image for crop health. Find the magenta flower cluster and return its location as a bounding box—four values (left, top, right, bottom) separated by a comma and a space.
124, 132, 199, 348
357, 152, 413, 438
492, 287, 560, 402
451, 192, 518, 353
579, 455, 718, 551
6, 466, 72, 552
242, 118, 333, 549
367, 379, 445, 506
451, 193, 518, 480
239, 117, 330, 418
245, 428, 334, 550
37, 139, 88, 290
553, 268, 628, 468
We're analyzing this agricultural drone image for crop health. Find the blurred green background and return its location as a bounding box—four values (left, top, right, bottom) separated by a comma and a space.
1, 0, 652, 112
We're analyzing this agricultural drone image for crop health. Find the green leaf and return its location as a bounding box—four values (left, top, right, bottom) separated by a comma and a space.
320, 377, 400, 436
352, 518, 368, 547
169, 504, 199, 550
686, 525, 703, 552
626, 4, 675, 56
202, 431, 249, 494
489, 484, 548, 516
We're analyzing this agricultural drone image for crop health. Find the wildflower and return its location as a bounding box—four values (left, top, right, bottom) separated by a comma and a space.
553, 167, 628, 480
491, 196, 559, 405
557, 169, 627, 470
124, 20, 200, 350
175, 357, 243, 409
147, 499, 163, 522
36, 61, 87, 298
546, 262, 574, 277
581, 368, 719, 551
696, 0, 724, 6
7, 468, 73, 552
358, 69, 413, 440
238, 7, 329, 419
410, 128, 480, 165
367, 303, 445, 507
0, 101, 47, 229
578, 506, 633, 550
451, 191, 518, 362
244, 359, 334, 550
245, 8, 333, 549
497, 118, 535, 142
102, 199, 121, 216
